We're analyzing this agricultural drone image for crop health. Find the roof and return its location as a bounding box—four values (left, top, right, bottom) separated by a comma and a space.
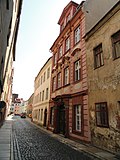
58, 1, 78, 24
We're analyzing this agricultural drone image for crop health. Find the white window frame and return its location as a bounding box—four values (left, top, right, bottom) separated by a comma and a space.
59, 45, 62, 58
75, 105, 82, 132
57, 72, 61, 88
65, 37, 70, 52
75, 60, 80, 81
75, 26, 80, 44
64, 67, 69, 85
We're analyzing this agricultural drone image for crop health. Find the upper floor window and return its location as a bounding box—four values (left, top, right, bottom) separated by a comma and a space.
43, 72, 46, 82
65, 37, 70, 52
66, 13, 71, 23
111, 30, 120, 59
41, 76, 43, 85
57, 72, 61, 88
95, 102, 109, 127
42, 90, 44, 101
39, 92, 41, 101
46, 88, 49, 100
94, 44, 104, 69
58, 45, 63, 58
74, 60, 81, 82
64, 67, 69, 85
74, 26, 80, 44
52, 77, 56, 91
61, 23, 64, 31
47, 67, 50, 79
54, 53, 57, 65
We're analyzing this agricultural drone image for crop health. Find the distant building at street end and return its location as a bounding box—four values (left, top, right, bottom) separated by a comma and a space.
26, 93, 34, 118
85, 0, 120, 153
32, 57, 52, 127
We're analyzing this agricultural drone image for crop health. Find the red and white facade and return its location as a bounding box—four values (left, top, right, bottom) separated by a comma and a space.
48, 1, 90, 142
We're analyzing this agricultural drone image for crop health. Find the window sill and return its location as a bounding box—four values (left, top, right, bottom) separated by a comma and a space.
72, 129, 82, 136
63, 83, 70, 87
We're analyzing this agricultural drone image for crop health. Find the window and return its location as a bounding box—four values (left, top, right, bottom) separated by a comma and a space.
58, 45, 62, 58
39, 92, 41, 101
43, 72, 46, 82
52, 77, 56, 91
74, 60, 81, 81
41, 109, 43, 121
61, 23, 64, 31
95, 102, 109, 127
94, 44, 104, 68
64, 67, 69, 85
54, 53, 57, 65
46, 88, 49, 100
112, 30, 120, 59
66, 13, 71, 23
41, 76, 43, 85
75, 105, 82, 132
42, 90, 44, 101
74, 26, 80, 44
65, 37, 70, 52
57, 72, 61, 88
6, 0, 9, 10
47, 67, 50, 79
50, 107, 54, 126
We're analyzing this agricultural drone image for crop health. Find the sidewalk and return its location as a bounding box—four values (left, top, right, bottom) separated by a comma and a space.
0, 115, 119, 160
0, 115, 13, 160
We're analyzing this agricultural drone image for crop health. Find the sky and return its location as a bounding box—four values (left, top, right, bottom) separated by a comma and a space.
13, 0, 82, 101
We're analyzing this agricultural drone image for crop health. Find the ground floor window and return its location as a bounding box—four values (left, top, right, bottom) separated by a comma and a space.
74, 104, 82, 132
95, 102, 109, 127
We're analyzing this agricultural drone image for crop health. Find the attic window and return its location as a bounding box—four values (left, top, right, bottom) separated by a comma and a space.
61, 23, 64, 31
66, 13, 71, 23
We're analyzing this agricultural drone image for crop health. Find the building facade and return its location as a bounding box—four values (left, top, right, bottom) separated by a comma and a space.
32, 57, 52, 127
0, 0, 22, 118
85, 1, 120, 152
48, 1, 90, 142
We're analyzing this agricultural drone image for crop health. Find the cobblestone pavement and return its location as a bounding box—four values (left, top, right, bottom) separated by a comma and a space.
12, 116, 99, 160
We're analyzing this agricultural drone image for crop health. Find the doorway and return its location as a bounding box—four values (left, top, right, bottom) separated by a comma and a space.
59, 105, 65, 135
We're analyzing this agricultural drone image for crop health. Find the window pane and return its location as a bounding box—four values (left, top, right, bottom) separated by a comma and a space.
94, 44, 104, 68
75, 105, 81, 132
75, 60, 80, 81
115, 41, 120, 58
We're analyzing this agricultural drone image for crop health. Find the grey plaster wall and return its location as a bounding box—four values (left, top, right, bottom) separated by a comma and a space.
83, 0, 119, 34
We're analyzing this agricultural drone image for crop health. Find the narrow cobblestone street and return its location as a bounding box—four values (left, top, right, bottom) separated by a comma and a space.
12, 116, 97, 160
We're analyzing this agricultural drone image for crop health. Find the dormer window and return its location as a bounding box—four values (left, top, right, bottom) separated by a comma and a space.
54, 53, 57, 65
66, 13, 71, 23
61, 23, 64, 31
